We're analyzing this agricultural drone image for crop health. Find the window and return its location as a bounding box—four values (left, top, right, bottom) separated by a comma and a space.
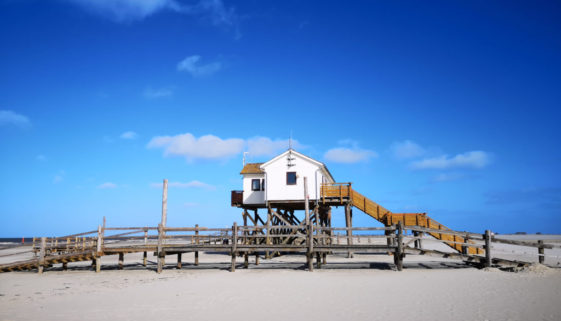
251, 179, 261, 191
286, 172, 297, 185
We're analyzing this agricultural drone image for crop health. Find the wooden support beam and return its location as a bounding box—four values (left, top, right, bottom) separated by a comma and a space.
265, 207, 271, 259
177, 253, 182, 269
243, 211, 249, 268
307, 224, 314, 272
254, 210, 260, 265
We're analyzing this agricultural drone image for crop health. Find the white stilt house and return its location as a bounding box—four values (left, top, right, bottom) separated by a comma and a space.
231, 149, 335, 209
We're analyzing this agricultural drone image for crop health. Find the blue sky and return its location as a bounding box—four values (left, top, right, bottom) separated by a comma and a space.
1, 0, 560, 236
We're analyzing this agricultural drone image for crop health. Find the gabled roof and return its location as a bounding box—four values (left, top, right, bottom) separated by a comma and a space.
240, 163, 264, 174
261, 149, 335, 183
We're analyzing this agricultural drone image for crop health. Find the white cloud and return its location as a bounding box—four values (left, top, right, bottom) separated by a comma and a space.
147, 133, 244, 161
64, 0, 241, 36
53, 170, 65, 184
143, 87, 173, 99
0, 110, 31, 128
324, 147, 378, 164
246, 137, 304, 157
120, 131, 138, 140
431, 173, 464, 183
411, 151, 491, 170
177, 55, 222, 77
98, 182, 117, 189
65, 0, 174, 22
391, 140, 425, 159
151, 180, 215, 190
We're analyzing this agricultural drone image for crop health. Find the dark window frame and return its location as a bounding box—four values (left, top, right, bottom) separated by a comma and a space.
286, 172, 297, 185
251, 179, 261, 191
261, 179, 265, 191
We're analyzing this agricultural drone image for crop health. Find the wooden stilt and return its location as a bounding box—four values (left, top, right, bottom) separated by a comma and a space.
254, 210, 259, 265
62, 262, 68, 271
177, 253, 182, 269
243, 211, 249, 268
266, 208, 271, 259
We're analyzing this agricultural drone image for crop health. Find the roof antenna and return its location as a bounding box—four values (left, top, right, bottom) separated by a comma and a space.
243, 152, 249, 167
289, 130, 293, 150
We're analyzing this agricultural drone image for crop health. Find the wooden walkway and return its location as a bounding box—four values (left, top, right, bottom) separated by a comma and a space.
2, 222, 554, 273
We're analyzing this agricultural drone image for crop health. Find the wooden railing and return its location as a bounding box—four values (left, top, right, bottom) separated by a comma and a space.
3, 223, 559, 273
320, 183, 352, 203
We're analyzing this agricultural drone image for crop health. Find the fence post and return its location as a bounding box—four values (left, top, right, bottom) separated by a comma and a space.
538, 240, 544, 264
307, 224, 314, 272
484, 230, 492, 267
231, 222, 237, 272
195, 224, 199, 266
38, 237, 46, 274
143, 229, 148, 267
345, 203, 353, 258
243, 213, 249, 268
118, 253, 124, 270
461, 234, 469, 255
395, 221, 403, 271
96, 225, 102, 272
157, 224, 164, 273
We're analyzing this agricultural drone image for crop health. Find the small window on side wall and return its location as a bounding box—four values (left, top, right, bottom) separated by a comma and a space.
286, 172, 297, 185
251, 179, 261, 191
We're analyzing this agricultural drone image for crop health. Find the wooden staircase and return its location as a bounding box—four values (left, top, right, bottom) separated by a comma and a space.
321, 184, 482, 255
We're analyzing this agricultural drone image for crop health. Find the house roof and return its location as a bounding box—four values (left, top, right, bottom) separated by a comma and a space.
240, 163, 264, 174
261, 149, 335, 183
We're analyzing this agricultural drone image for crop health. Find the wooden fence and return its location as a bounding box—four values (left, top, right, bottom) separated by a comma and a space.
1, 223, 559, 273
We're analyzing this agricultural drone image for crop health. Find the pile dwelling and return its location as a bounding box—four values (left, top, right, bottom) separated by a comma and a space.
2, 149, 552, 274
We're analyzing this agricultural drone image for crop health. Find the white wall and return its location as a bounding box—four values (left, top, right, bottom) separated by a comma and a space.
242, 173, 265, 204
263, 153, 326, 201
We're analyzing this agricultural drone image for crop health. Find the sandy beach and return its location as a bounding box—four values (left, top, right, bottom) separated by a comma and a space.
1, 236, 561, 321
